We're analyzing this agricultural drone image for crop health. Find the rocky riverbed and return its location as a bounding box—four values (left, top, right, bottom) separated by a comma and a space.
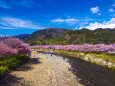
0, 51, 115, 86
0, 51, 83, 86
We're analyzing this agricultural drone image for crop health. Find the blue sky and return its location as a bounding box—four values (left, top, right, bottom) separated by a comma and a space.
0, 0, 115, 36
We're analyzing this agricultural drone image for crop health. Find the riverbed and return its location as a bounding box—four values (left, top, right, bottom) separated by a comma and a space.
0, 51, 115, 86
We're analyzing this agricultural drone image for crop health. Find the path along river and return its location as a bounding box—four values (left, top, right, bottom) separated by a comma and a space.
0, 51, 115, 86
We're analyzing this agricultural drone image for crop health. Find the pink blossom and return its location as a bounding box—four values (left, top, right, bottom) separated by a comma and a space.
0, 38, 30, 57
31, 43, 115, 53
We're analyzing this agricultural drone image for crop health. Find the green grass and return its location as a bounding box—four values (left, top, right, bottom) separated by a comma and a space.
89, 53, 115, 62
0, 54, 29, 75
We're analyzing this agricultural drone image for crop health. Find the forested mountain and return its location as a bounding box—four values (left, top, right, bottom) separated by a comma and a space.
57, 28, 115, 45
24, 28, 72, 45
19, 28, 115, 45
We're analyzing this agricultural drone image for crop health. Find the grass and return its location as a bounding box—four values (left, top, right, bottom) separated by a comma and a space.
89, 53, 115, 62
0, 54, 29, 75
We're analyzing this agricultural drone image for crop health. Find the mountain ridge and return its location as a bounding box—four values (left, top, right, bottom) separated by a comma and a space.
15, 28, 115, 45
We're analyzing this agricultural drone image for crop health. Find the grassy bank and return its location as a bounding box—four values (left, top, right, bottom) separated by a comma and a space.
53, 50, 115, 62
0, 54, 29, 75
54, 50, 115, 69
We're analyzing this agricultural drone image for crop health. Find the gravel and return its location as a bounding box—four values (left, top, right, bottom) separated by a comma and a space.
0, 51, 83, 86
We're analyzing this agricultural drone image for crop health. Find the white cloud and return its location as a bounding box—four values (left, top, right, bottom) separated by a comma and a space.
0, 26, 15, 29
0, 1, 11, 9
0, 17, 41, 29
109, 9, 114, 12
113, 4, 115, 7
52, 18, 93, 28
75, 27, 78, 30
84, 18, 115, 30
79, 27, 84, 30
74, 18, 94, 30
51, 19, 65, 22
98, 13, 101, 15
51, 18, 78, 22
51, 18, 78, 25
75, 18, 94, 27
65, 19, 77, 22
90, 6, 99, 14
75, 27, 84, 30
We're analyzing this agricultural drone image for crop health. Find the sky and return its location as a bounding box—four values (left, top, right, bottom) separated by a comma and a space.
0, 0, 115, 36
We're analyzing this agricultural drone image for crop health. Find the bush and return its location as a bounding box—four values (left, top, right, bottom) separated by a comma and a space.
0, 54, 29, 75
0, 38, 30, 75
0, 66, 9, 75
0, 38, 30, 59
0, 43, 17, 57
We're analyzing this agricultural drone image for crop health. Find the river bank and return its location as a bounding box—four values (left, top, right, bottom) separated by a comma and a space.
40, 49, 115, 70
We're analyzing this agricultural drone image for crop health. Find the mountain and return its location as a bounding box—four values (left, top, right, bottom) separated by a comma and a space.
21, 28, 115, 45
56, 28, 115, 45
0, 35, 10, 38
24, 28, 72, 45
13, 34, 30, 39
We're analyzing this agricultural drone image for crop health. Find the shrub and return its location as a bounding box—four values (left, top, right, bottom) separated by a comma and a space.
0, 66, 9, 74
0, 54, 29, 75
0, 43, 17, 58
0, 38, 30, 75
0, 38, 30, 58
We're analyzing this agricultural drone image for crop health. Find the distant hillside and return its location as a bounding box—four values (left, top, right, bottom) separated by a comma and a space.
21, 28, 115, 45
13, 34, 30, 40
56, 28, 115, 45
24, 28, 72, 45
